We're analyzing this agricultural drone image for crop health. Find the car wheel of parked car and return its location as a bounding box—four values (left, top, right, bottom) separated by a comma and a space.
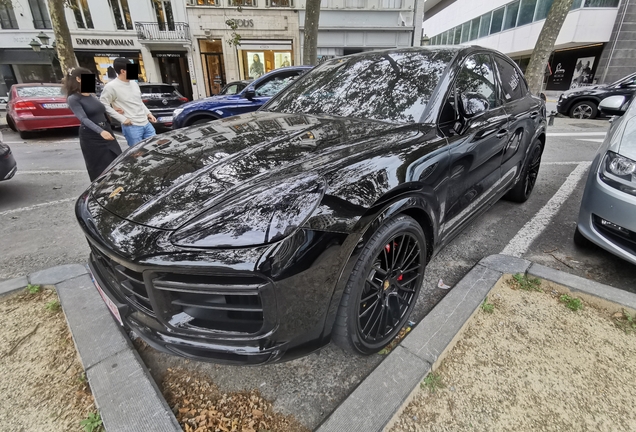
505, 140, 543, 203
6, 115, 17, 132
569, 101, 598, 119
189, 117, 217, 126
573, 227, 593, 248
18, 129, 32, 139
333, 214, 427, 355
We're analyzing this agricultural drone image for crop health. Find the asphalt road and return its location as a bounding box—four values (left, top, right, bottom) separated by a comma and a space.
1, 117, 635, 429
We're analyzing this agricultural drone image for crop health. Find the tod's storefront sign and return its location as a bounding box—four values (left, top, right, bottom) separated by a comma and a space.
75, 38, 136, 47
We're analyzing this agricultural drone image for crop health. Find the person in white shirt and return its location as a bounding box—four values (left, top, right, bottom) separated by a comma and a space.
100, 58, 157, 147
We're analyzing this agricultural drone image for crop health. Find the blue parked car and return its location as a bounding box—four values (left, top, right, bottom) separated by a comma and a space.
172, 66, 312, 129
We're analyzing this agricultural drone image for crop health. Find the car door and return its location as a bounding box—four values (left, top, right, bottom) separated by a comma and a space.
439, 53, 510, 238
493, 55, 542, 186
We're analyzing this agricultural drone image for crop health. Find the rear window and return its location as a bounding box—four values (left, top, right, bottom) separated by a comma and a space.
140, 85, 179, 96
16, 86, 63, 98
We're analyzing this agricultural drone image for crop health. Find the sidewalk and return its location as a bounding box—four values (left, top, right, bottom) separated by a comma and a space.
2, 255, 633, 431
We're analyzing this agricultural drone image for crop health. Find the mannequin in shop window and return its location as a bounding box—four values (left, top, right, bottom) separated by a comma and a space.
250, 54, 264, 79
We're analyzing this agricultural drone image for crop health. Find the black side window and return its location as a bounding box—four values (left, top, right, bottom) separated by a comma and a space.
494, 56, 526, 102
439, 54, 497, 126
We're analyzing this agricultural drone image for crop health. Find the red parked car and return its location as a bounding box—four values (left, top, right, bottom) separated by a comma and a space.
6, 83, 80, 139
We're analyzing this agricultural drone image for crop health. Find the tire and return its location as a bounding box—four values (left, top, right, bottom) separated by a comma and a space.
504, 140, 543, 203
573, 227, 592, 248
18, 129, 32, 139
6, 115, 17, 132
332, 214, 427, 355
569, 101, 598, 119
189, 117, 216, 126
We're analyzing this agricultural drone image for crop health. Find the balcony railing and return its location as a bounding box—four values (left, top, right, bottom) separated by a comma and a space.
135, 22, 191, 42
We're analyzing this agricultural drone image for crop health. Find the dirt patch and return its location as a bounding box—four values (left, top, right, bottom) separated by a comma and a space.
389, 276, 636, 432
0, 287, 97, 432
162, 367, 309, 432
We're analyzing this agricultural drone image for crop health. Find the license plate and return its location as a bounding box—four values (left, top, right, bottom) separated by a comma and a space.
90, 271, 124, 326
158, 116, 172, 123
43, 103, 68, 109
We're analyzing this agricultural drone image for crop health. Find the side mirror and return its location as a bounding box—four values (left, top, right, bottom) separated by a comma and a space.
244, 88, 256, 100
599, 95, 628, 117
459, 92, 489, 118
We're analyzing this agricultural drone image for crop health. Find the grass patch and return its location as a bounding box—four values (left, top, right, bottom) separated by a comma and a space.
613, 309, 636, 334
509, 273, 542, 292
45, 300, 61, 312
481, 297, 495, 314
560, 294, 583, 312
80, 412, 102, 432
421, 373, 445, 393
26, 284, 41, 294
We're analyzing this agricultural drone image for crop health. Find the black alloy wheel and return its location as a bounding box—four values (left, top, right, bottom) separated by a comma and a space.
570, 101, 598, 119
505, 140, 543, 203
333, 215, 427, 355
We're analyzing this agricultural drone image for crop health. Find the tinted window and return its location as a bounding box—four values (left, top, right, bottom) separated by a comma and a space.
255, 73, 301, 97
503, 1, 520, 30
267, 50, 454, 123
469, 17, 480, 40
494, 56, 526, 101
456, 54, 498, 109
16, 86, 63, 97
479, 13, 491, 38
491, 8, 504, 34
517, 0, 537, 26
534, 0, 553, 21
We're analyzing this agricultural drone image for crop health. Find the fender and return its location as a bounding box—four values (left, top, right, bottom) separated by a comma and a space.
319, 192, 440, 343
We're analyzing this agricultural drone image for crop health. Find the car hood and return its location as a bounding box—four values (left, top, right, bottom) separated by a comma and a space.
562, 85, 609, 97
182, 94, 242, 109
88, 111, 422, 230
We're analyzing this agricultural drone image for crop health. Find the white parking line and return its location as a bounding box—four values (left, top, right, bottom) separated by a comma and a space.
546, 132, 607, 137
501, 161, 592, 257
543, 161, 580, 165
16, 170, 85, 175
576, 138, 605, 143
0, 197, 76, 217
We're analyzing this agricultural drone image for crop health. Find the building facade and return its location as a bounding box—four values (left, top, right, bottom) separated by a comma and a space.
297, 0, 426, 61
422, 0, 630, 91
0, 0, 195, 100
185, 0, 301, 99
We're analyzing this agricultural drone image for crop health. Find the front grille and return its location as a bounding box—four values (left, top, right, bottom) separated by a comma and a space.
152, 273, 267, 334
593, 214, 636, 254
91, 248, 155, 317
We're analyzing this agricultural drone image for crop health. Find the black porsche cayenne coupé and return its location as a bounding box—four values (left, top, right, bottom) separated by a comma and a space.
76, 47, 546, 364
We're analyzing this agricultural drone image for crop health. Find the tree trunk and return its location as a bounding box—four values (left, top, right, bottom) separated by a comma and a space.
303, 0, 322, 65
525, 0, 575, 95
46, 0, 78, 77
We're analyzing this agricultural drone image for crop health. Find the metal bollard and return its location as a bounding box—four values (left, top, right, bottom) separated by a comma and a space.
548, 111, 556, 126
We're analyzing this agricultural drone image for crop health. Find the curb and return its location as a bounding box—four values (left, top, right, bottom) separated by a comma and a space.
316, 254, 636, 432
0, 265, 181, 432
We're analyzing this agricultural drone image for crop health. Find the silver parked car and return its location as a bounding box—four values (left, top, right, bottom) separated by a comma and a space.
575, 94, 636, 265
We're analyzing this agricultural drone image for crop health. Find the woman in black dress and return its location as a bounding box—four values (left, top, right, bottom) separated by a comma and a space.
64, 67, 122, 181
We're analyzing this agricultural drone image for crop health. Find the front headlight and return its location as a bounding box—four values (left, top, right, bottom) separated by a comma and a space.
600, 151, 636, 196
173, 108, 184, 117
171, 174, 326, 248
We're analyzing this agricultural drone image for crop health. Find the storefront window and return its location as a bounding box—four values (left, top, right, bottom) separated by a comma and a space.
239, 47, 293, 80
76, 52, 146, 84
503, 1, 519, 30
534, 0, 553, 21
199, 39, 226, 96
14, 64, 57, 83
517, 0, 537, 26
229, 0, 256, 6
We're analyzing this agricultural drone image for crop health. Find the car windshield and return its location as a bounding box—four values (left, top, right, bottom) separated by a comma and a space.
266, 50, 455, 123
16, 86, 63, 97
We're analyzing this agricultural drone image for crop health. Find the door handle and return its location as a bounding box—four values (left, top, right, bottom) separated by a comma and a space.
496, 129, 508, 139
530, 111, 539, 119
